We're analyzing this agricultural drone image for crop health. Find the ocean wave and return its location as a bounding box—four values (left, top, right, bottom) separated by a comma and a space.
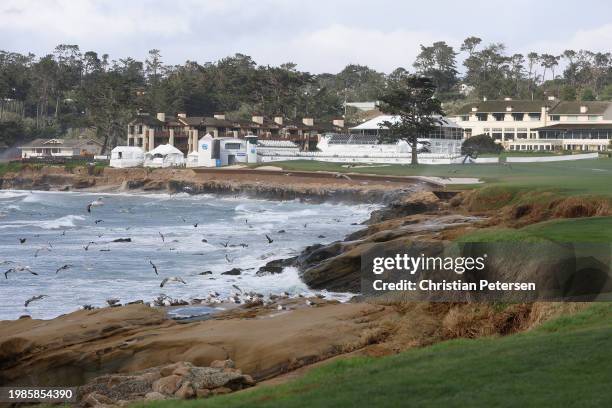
41, 214, 86, 229
0, 191, 28, 199
0, 214, 87, 230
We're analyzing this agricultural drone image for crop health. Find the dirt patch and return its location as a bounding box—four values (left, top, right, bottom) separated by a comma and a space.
454, 189, 611, 227
356, 301, 589, 356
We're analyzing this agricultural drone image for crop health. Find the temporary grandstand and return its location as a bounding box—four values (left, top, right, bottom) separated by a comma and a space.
347, 115, 464, 155
255, 114, 466, 164
257, 140, 300, 153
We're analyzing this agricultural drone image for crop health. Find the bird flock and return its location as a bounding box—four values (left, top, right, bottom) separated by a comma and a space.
4, 193, 314, 312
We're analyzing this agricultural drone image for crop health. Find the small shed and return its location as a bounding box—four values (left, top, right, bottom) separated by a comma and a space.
109, 146, 144, 168
144, 144, 185, 168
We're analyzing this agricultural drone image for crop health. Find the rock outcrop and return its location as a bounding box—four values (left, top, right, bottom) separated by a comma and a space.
294, 193, 475, 292
77, 360, 254, 406
368, 191, 440, 223
0, 166, 426, 204
0, 303, 392, 388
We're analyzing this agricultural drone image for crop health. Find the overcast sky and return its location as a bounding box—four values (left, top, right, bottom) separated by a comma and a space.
2, 0, 612, 73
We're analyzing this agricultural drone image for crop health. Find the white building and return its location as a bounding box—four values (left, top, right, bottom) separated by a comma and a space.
109, 146, 144, 168
452, 98, 612, 151
20, 138, 103, 158
344, 101, 378, 111
189, 134, 258, 167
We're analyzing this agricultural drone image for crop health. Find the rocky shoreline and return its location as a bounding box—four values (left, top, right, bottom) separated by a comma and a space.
0, 164, 602, 406
0, 165, 432, 204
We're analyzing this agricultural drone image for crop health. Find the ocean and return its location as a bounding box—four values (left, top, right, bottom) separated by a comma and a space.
0, 190, 375, 320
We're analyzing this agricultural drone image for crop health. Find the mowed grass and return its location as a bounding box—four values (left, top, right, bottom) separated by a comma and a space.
140, 303, 612, 408
258, 158, 612, 196
458, 216, 612, 243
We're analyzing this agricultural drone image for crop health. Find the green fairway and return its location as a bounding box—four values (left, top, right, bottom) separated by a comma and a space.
458, 216, 612, 243
140, 303, 612, 408
258, 158, 612, 196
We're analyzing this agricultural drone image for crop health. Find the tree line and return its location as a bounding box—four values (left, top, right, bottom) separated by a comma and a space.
2, 38, 612, 151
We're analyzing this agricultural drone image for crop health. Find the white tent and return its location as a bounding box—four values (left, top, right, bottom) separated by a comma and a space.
109, 146, 144, 168
186, 151, 199, 168
144, 144, 185, 168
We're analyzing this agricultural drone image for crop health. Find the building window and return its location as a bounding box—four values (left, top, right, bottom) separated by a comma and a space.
460, 115, 469, 121
492, 113, 504, 121
476, 113, 487, 121
492, 133, 502, 140
588, 115, 600, 121
528, 113, 541, 121
550, 115, 560, 121
516, 133, 528, 139
512, 113, 524, 121
224, 143, 242, 150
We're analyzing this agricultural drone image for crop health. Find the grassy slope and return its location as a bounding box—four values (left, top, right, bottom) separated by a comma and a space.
257, 158, 612, 196
0, 162, 24, 176
458, 216, 612, 243
141, 303, 612, 408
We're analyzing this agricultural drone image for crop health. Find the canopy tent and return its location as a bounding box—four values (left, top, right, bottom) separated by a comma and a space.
144, 144, 185, 168
109, 146, 144, 168
186, 151, 199, 168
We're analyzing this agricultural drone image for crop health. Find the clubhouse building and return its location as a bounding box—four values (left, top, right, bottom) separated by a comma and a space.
452, 98, 612, 152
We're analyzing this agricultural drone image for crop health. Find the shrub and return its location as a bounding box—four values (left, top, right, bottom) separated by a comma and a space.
461, 134, 504, 156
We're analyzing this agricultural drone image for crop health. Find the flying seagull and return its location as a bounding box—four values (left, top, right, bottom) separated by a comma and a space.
19, 238, 26, 244
94, 219, 104, 224
24, 295, 48, 307
34, 244, 52, 257
160, 277, 186, 287
83, 241, 96, 251
225, 254, 233, 264
55, 264, 73, 274
149, 260, 159, 275
159, 232, 165, 242
265, 234, 274, 244
5, 266, 38, 279
86, 198, 104, 213
193, 223, 198, 228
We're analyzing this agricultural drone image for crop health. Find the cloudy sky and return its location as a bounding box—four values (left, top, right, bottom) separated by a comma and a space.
2, 0, 612, 73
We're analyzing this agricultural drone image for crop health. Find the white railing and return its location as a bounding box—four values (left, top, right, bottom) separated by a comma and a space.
506, 153, 599, 163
